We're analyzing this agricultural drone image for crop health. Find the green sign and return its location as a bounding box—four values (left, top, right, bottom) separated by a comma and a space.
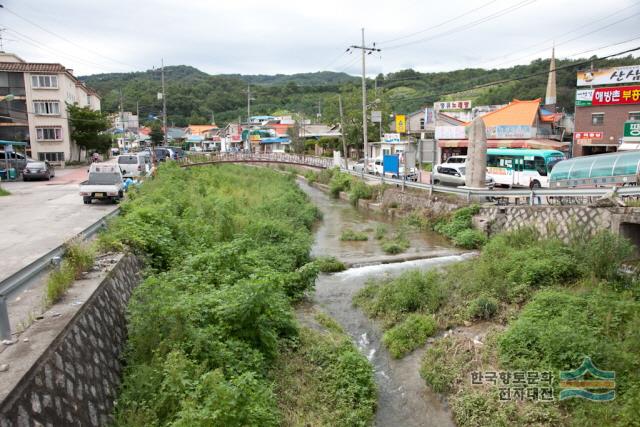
623, 121, 640, 138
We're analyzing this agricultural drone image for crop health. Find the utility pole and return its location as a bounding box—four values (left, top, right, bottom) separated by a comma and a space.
338, 94, 348, 170
161, 58, 167, 146
350, 28, 381, 177
317, 99, 322, 123
119, 89, 125, 151
246, 85, 253, 151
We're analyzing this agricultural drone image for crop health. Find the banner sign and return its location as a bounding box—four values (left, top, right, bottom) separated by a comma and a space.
435, 100, 471, 110
383, 133, 401, 143
383, 154, 399, 175
577, 65, 640, 87
576, 86, 640, 106
424, 107, 435, 125
624, 121, 640, 141
435, 126, 466, 139
486, 125, 533, 139
395, 115, 406, 133
574, 131, 603, 140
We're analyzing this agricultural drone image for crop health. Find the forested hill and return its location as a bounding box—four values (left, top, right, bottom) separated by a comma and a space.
80, 55, 639, 127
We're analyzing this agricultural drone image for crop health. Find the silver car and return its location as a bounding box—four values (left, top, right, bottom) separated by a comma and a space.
432, 164, 494, 188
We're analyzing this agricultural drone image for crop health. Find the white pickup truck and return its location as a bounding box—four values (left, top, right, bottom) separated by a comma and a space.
79, 163, 125, 204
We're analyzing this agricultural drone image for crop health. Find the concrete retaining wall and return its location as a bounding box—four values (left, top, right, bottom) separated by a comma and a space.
0, 254, 142, 427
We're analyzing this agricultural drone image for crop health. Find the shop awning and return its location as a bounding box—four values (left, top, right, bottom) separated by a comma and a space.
0, 140, 27, 146
438, 139, 568, 150
618, 142, 640, 151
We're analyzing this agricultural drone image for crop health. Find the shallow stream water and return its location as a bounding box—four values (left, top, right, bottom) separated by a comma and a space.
298, 180, 473, 427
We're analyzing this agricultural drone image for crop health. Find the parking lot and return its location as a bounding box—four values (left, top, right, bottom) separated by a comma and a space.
0, 166, 118, 283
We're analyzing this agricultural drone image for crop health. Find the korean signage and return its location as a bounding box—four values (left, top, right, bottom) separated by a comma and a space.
574, 131, 603, 140
577, 65, 640, 87
435, 100, 472, 110
435, 126, 466, 140
575, 86, 640, 106
623, 121, 640, 142
395, 115, 406, 133
371, 111, 382, 123
486, 125, 533, 139
383, 133, 401, 143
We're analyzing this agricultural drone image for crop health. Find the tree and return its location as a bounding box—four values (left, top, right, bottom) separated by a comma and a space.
67, 104, 111, 161
150, 123, 165, 146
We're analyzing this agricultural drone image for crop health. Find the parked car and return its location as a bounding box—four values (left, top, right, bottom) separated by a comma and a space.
22, 161, 55, 181
117, 154, 150, 178
153, 147, 175, 162
167, 146, 185, 160
432, 164, 495, 188
350, 159, 366, 173
0, 151, 31, 172
370, 158, 418, 181
79, 163, 125, 204
189, 146, 203, 152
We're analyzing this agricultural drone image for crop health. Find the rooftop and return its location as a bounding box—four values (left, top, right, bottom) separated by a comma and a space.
478, 98, 541, 127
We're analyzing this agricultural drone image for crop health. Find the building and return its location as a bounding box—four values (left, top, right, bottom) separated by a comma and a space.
0, 52, 101, 164
573, 64, 640, 157
436, 98, 567, 162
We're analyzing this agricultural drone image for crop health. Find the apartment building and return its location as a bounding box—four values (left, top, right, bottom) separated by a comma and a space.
0, 52, 101, 164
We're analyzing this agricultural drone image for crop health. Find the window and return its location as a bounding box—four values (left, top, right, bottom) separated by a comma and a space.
420, 118, 425, 130
629, 112, 640, 121
38, 152, 64, 162
36, 127, 62, 141
592, 113, 605, 125
33, 101, 60, 115
31, 75, 58, 89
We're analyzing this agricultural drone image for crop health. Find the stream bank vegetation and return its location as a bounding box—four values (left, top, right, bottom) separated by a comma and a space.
355, 227, 640, 426
100, 163, 376, 426
45, 239, 95, 305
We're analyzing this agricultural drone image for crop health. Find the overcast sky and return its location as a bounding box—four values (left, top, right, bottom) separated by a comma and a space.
1, 0, 639, 77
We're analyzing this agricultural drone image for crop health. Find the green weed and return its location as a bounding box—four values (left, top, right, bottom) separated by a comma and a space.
314, 256, 347, 273
340, 229, 368, 241
383, 313, 437, 358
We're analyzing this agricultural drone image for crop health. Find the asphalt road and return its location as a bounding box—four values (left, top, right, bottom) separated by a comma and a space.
0, 166, 118, 283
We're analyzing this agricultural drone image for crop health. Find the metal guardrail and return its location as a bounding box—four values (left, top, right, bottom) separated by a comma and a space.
178, 153, 640, 202
0, 209, 120, 340
178, 152, 334, 169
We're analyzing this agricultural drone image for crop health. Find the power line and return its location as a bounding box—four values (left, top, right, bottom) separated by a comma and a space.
1, 5, 137, 69
488, 10, 640, 69
477, 1, 640, 66
4, 26, 122, 71
382, 45, 640, 105
384, 0, 537, 51
377, 0, 499, 45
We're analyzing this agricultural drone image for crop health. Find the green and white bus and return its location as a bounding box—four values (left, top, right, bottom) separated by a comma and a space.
486, 148, 566, 189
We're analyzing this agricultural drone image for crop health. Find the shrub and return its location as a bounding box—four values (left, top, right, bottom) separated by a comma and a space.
304, 170, 318, 184
340, 229, 368, 241
315, 256, 347, 273
381, 239, 409, 254
329, 172, 352, 198
0, 186, 9, 196
571, 230, 633, 281
452, 229, 487, 249
382, 314, 437, 358
348, 180, 373, 206
467, 295, 498, 320
433, 204, 480, 239
353, 270, 445, 326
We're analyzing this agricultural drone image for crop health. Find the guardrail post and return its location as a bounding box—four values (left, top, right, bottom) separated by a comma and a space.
467, 190, 471, 202
0, 295, 11, 341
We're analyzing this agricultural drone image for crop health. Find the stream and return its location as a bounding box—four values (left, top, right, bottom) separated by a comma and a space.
298, 180, 473, 427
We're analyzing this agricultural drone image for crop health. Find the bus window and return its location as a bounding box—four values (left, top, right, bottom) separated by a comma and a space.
487, 155, 499, 167
546, 156, 564, 173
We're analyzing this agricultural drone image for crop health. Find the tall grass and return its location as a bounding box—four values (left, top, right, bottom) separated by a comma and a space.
45, 239, 95, 305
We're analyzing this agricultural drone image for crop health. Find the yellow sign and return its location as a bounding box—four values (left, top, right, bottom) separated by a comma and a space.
395, 114, 406, 133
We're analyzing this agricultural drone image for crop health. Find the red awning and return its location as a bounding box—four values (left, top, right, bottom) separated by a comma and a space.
438, 139, 569, 150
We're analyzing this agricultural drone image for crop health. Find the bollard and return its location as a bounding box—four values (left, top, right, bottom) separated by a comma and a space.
0, 295, 11, 341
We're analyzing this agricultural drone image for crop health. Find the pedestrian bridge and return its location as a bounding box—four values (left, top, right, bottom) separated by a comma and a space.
178, 152, 335, 169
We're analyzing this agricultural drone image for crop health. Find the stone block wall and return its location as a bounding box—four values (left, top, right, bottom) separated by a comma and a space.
477, 205, 640, 241
0, 254, 143, 427
381, 188, 463, 215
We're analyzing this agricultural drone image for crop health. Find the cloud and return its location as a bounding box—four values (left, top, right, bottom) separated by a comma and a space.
2, 0, 639, 76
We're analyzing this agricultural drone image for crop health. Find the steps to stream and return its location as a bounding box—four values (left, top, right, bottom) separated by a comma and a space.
298, 180, 473, 427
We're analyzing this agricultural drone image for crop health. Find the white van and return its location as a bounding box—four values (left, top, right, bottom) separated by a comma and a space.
117, 154, 149, 178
